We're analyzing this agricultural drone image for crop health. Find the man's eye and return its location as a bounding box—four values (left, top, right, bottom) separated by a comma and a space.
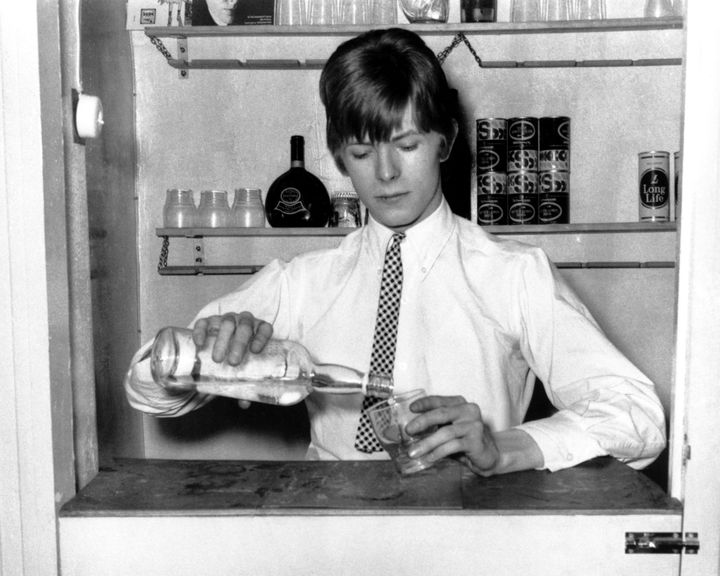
398, 142, 419, 152
351, 151, 370, 160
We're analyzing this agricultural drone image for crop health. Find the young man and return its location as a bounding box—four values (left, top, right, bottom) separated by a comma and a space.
126, 28, 665, 476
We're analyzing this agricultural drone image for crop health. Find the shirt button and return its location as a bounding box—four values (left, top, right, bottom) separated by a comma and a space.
421, 267, 427, 273
566, 454, 574, 461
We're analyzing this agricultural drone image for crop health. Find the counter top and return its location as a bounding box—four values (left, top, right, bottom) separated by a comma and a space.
60, 457, 679, 517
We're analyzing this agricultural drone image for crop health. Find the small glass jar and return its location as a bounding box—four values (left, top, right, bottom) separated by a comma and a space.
233, 188, 266, 228
398, 0, 448, 22
163, 188, 196, 228
197, 190, 232, 228
329, 191, 361, 228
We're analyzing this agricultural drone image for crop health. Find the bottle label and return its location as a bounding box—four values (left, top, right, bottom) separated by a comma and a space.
271, 187, 312, 217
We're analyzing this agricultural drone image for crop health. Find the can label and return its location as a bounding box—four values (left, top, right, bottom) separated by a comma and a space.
477, 172, 506, 195
508, 117, 538, 150
476, 118, 507, 143
508, 171, 538, 195
477, 194, 507, 225
539, 170, 570, 194
508, 149, 538, 172
639, 151, 670, 222
539, 149, 570, 172
538, 193, 569, 224
539, 116, 571, 150
508, 193, 537, 224
476, 143, 507, 174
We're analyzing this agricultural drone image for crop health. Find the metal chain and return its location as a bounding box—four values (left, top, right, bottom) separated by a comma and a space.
436, 33, 483, 69
158, 236, 169, 271
149, 36, 173, 61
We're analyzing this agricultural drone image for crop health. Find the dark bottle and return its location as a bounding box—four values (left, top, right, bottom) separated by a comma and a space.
265, 135, 331, 227
440, 89, 472, 220
469, 0, 496, 21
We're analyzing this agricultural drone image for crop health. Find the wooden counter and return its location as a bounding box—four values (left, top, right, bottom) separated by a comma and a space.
60, 456, 678, 516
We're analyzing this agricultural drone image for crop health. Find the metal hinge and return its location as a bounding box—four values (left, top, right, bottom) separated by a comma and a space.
626, 532, 699, 554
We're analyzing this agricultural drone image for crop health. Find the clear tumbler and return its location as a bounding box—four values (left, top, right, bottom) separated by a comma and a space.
233, 188, 266, 228
163, 188, 196, 228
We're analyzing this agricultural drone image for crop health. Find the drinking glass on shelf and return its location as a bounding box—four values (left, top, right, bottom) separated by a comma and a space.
541, 0, 572, 20
309, 0, 337, 25
163, 188, 196, 228
672, 0, 683, 16
644, 0, 673, 18
340, 0, 368, 24
511, 0, 540, 22
574, 0, 605, 19
232, 188, 266, 228
197, 190, 232, 228
369, 0, 397, 24
275, 0, 307, 25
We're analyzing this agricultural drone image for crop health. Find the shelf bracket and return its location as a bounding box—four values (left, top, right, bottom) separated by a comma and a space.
177, 37, 189, 78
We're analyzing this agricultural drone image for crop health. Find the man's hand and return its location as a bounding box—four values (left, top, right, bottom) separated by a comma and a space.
404, 395, 544, 476
193, 311, 273, 364
192, 312, 273, 409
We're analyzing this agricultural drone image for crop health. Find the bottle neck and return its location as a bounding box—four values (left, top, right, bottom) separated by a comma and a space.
290, 135, 305, 169
310, 364, 392, 398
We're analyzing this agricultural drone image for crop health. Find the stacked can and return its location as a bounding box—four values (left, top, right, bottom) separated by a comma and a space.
476, 118, 508, 225
538, 117, 571, 224
638, 151, 670, 222
507, 117, 539, 225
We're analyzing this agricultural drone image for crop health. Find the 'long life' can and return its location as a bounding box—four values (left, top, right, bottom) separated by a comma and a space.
476, 118, 508, 175
674, 150, 681, 221
538, 170, 570, 224
539, 116, 570, 150
477, 172, 507, 225
638, 151, 670, 222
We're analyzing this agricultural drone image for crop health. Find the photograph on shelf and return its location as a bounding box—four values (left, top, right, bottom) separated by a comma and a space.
189, 0, 275, 25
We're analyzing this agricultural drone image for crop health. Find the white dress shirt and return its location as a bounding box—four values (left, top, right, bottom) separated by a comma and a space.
126, 199, 666, 471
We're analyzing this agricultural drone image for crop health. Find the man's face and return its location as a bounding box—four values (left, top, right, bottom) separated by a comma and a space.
207, 0, 239, 24
337, 106, 449, 233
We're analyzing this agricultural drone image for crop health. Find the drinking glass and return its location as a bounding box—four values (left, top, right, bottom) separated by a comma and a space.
574, 0, 605, 19
232, 188, 266, 228
275, 0, 307, 25
163, 188, 196, 228
672, 0, 683, 16
511, 0, 540, 22
644, 0, 673, 17
369, 0, 397, 24
197, 190, 232, 228
398, 0, 448, 23
542, 0, 572, 20
340, 0, 368, 23
367, 389, 437, 475
309, 0, 337, 24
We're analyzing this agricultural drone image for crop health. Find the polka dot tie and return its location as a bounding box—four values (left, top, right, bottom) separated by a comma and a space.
354, 233, 404, 453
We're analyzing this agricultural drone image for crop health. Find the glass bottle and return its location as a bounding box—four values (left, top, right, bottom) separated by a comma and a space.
197, 189, 232, 228
265, 135, 331, 227
233, 188, 266, 228
146, 326, 393, 406
329, 191, 361, 228
163, 188, 197, 228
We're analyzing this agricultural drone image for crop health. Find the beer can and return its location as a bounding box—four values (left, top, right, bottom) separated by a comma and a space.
507, 171, 538, 225
508, 117, 539, 150
507, 170, 538, 195
638, 151, 670, 222
539, 116, 571, 150
476, 118, 507, 143
673, 151, 681, 221
477, 172, 506, 226
539, 148, 570, 172
508, 148, 538, 172
538, 170, 570, 224
477, 142, 507, 174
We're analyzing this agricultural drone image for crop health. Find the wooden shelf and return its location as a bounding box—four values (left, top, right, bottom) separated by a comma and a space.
156, 221, 676, 238
144, 17, 683, 39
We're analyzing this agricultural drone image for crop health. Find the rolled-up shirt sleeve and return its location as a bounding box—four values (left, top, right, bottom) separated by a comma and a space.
511, 249, 667, 471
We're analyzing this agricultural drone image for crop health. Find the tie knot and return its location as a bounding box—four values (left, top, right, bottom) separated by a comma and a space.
390, 233, 405, 248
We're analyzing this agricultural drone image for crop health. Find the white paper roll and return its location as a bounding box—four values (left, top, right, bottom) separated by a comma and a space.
76, 93, 104, 139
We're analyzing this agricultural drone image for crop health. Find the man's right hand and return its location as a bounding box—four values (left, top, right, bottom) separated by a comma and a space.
192, 311, 273, 366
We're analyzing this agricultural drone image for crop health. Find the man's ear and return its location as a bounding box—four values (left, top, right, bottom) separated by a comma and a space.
439, 119, 459, 163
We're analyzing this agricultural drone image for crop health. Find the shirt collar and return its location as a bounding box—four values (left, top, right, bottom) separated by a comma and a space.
364, 198, 456, 274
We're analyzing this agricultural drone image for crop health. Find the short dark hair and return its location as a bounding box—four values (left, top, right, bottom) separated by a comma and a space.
319, 28, 455, 169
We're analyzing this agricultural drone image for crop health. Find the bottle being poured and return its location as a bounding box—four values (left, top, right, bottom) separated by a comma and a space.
146, 326, 392, 406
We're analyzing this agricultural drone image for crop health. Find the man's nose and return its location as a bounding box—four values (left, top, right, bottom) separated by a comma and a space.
376, 146, 399, 181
